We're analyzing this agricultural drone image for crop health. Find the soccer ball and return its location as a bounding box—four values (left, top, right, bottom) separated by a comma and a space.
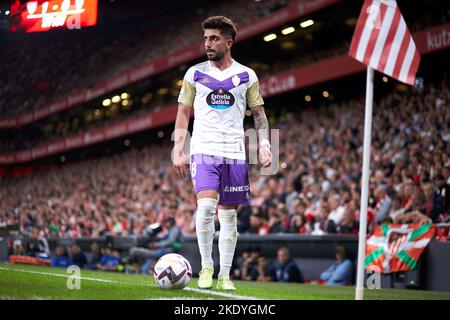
153, 253, 192, 290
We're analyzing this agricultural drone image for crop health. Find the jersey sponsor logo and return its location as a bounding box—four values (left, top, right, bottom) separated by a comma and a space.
224, 185, 250, 193
206, 88, 236, 110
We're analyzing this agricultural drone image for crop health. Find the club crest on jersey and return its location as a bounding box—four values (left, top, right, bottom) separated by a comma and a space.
206, 88, 235, 110
232, 75, 240, 87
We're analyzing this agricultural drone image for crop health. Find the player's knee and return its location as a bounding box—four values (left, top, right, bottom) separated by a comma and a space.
196, 198, 218, 219
218, 208, 237, 221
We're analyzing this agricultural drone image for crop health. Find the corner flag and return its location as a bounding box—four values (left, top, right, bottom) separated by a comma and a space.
349, 0, 421, 85
348, 0, 421, 300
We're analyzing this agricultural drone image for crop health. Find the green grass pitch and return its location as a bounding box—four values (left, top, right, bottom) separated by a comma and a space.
0, 263, 449, 300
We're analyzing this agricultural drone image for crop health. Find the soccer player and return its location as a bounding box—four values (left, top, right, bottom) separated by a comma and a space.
173, 16, 272, 291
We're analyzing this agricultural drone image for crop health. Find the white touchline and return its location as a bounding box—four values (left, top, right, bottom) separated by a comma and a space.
0, 295, 51, 300
185, 287, 261, 300
0, 266, 262, 300
0, 266, 115, 283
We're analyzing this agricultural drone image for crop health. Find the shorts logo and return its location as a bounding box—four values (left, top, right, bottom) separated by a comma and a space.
206, 88, 235, 110
224, 185, 250, 192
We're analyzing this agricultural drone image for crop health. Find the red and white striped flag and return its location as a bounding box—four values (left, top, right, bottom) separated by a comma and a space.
349, 0, 420, 85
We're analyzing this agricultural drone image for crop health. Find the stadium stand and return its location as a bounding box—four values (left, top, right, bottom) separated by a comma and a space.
1, 80, 448, 238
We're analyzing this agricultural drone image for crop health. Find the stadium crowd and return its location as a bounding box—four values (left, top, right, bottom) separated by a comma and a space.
1, 79, 449, 240
244, 81, 450, 236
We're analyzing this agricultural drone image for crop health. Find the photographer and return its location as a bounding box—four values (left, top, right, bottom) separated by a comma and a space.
26, 227, 50, 259
129, 217, 182, 274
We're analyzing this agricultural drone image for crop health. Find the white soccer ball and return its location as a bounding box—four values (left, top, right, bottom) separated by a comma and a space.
153, 253, 192, 290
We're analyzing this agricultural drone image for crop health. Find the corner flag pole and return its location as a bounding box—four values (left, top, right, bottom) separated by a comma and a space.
355, 66, 374, 300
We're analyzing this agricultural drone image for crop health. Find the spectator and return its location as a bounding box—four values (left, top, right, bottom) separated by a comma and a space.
236, 206, 252, 233
320, 245, 354, 286
26, 227, 50, 259
129, 217, 182, 274
400, 179, 415, 210
248, 214, 269, 235
96, 247, 120, 272
422, 182, 444, 222
239, 247, 261, 281
435, 174, 450, 218
51, 246, 71, 268
328, 195, 346, 226
406, 192, 426, 214
268, 211, 287, 234
253, 256, 273, 282
232, 250, 249, 280
288, 199, 308, 234
374, 186, 393, 224
338, 208, 359, 234
13, 240, 24, 256
388, 196, 407, 222
69, 244, 88, 268
267, 247, 304, 283
313, 200, 337, 235
86, 242, 102, 269
284, 181, 299, 213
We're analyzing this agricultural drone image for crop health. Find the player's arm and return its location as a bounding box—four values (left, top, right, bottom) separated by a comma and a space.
247, 74, 272, 168
173, 71, 195, 178
252, 105, 270, 142
174, 103, 191, 151
251, 105, 272, 168
173, 103, 191, 178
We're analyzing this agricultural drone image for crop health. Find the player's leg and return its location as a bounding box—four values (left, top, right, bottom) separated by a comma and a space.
196, 189, 218, 269
216, 203, 238, 290
191, 154, 220, 288
216, 158, 251, 290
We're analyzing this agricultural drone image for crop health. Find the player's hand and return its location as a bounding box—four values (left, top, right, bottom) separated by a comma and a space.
172, 147, 187, 178
259, 143, 272, 168
150, 242, 159, 249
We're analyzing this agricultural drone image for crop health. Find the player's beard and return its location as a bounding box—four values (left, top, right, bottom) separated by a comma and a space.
207, 50, 225, 61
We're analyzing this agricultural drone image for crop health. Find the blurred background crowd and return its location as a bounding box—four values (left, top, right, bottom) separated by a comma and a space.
1, 80, 448, 239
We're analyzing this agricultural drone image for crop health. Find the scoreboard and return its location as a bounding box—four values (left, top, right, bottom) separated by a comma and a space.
9, 0, 98, 32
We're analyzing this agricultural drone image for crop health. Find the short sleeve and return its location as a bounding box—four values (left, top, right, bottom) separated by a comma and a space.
177, 67, 196, 107
246, 69, 264, 108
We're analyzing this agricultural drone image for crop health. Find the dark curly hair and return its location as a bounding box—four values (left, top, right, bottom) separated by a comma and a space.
201, 16, 237, 42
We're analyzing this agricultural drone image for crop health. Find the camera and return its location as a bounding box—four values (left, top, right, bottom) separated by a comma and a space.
144, 223, 163, 239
